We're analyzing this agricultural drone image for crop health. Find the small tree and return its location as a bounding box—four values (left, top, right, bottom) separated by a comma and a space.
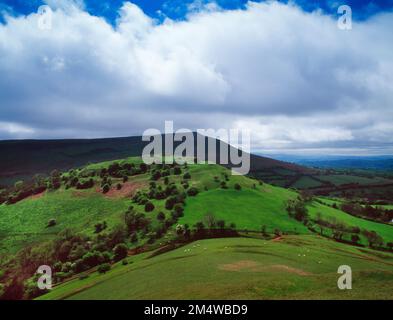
47, 219, 57, 228
183, 172, 191, 179
113, 243, 128, 262
102, 184, 110, 194
156, 212, 165, 221
187, 187, 199, 196
144, 201, 155, 212
98, 263, 111, 274
351, 234, 360, 244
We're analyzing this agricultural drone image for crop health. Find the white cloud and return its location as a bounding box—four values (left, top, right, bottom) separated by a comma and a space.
0, 1, 392, 155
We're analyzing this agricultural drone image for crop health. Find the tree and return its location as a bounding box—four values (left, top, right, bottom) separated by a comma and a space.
113, 243, 128, 262
47, 218, 57, 227
144, 201, 155, 212
94, 221, 107, 233
351, 235, 360, 244
124, 209, 150, 234
175, 224, 185, 236
216, 220, 225, 229
82, 251, 104, 268
173, 203, 184, 216
183, 172, 191, 179
363, 230, 383, 248
98, 263, 111, 274
204, 213, 216, 229
102, 184, 110, 194
187, 187, 199, 196
130, 232, 138, 243
157, 212, 165, 221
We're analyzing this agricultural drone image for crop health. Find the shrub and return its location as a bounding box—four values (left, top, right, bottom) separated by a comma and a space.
82, 251, 104, 268
113, 243, 128, 262
173, 203, 184, 216
187, 187, 199, 197
116, 183, 122, 190
97, 263, 111, 274
94, 221, 107, 233
102, 184, 110, 194
47, 219, 57, 228
144, 201, 155, 212
351, 235, 360, 244
130, 232, 138, 243
122, 259, 129, 266
157, 212, 165, 221
183, 172, 191, 179
234, 183, 241, 191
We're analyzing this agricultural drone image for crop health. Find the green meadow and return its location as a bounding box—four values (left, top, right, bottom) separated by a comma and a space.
1, 157, 392, 300
39, 236, 393, 300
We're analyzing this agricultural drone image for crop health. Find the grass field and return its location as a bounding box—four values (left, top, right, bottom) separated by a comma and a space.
0, 189, 130, 254
291, 176, 323, 189
307, 202, 393, 245
38, 236, 393, 300
318, 175, 391, 186
179, 188, 310, 234
2, 157, 393, 300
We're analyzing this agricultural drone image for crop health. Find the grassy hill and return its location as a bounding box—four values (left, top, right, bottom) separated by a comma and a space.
1, 156, 393, 299
0, 134, 309, 187
38, 236, 393, 300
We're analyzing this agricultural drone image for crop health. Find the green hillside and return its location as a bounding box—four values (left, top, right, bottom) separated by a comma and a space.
39, 236, 393, 300
1, 156, 393, 300
180, 188, 310, 234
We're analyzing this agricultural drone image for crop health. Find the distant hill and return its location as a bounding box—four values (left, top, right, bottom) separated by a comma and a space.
0, 134, 310, 186
270, 155, 393, 170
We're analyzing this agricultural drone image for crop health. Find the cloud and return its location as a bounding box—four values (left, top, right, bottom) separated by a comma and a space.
0, 1, 392, 155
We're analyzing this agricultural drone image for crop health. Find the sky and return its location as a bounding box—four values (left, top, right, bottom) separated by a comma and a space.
0, 0, 392, 155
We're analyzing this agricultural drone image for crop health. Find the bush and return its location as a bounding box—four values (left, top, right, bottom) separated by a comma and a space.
351, 235, 360, 244
47, 218, 57, 228
94, 221, 107, 233
157, 212, 165, 221
187, 187, 199, 197
113, 243, 128, 262
234, 183, 241, 191
102, 184, 110, 194
122, 259, 129, 266
130, 232, 138, 243
183, 172, 191, 179
82, 251, 104, 268
97, 263, 111, 274
145, 201, 155, 212
116, 183, 122, 190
